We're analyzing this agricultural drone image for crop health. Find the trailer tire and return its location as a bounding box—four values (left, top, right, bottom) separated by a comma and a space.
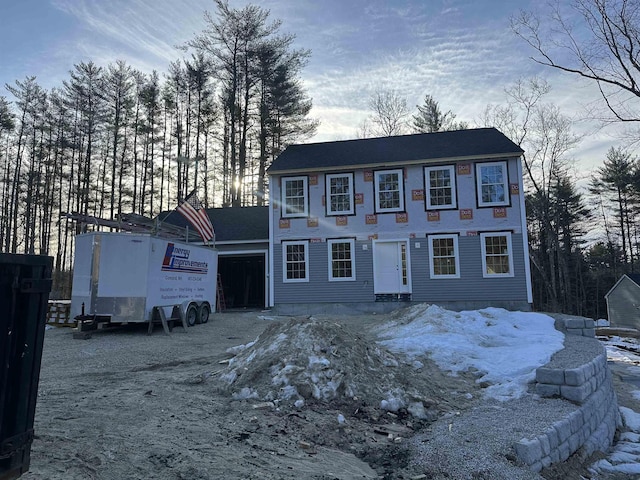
186, 304, 198, 327
197, 303, 210, 324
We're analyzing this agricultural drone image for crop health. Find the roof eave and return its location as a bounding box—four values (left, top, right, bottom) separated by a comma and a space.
267, 151, 524, 176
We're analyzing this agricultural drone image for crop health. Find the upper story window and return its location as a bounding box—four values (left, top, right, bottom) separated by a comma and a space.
425, 165, 457, 210
282, 240, 309, 282
327, 238, 356, 281
281, 176, 308, 218
428, 234, 460, 278
374, 168, 404, 213
480, 232, 514, 278
326, 173, 354, 216
476, 161, 509, 207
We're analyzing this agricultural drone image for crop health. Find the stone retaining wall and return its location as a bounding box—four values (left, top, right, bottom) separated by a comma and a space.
514, 317, 621, 472
556, 315, 596, 338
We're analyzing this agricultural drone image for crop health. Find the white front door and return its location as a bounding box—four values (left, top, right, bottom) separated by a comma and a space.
373, 241, 411, 294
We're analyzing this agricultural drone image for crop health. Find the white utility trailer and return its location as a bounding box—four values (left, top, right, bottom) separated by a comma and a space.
71, 232, 217, 333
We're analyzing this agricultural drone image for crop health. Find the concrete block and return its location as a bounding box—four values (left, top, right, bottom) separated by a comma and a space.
536, 383, 561, 397
515, 437, 543, 465
595, 429, 609, 451
554, 420, 571, 443
565, 318, 586, 329
567, 328, 583, 336
582, 328, 595, 337
564, 367, 587, 386
583, 439, 595, 456
530, 461, 543, 473
579, 427, 588, 444
584, 318, 595, 329
595, 405, 604, 425
589, 377, 598, 395
539, 434, 551, 456
589, 387, 603, 408
537, 367, 565, 385
568, 410, 584, 433
581, 402, 594, 422
561, 384, 590, 403
589, 414, 598, 431
541, 455, 552, 468
547, 426, 559, 449
595, 354, 607, 371
559, 441, 571, 462
550, 448, 560, 464
569, 432, 580, 452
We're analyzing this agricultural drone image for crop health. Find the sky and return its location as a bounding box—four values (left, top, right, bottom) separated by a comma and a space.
0, 0, 632, 176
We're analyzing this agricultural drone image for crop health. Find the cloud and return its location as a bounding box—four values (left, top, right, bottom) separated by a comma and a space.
51, 0, 203, 67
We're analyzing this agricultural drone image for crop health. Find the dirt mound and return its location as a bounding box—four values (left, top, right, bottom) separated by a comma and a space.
218, 317, 438, 418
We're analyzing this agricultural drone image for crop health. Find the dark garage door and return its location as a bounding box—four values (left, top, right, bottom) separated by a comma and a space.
218, 254, 265, 309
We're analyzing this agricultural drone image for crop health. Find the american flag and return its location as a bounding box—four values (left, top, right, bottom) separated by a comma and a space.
176, 191, 214, 242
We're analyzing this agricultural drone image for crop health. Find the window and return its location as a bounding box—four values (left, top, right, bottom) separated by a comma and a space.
327, 239, 356, 281
281, 176, 308, 218
425, 165, 456, 210
326, 173, 354, 215
282, 241, 309, 282
374, 169, 404, 213
476, 161, 509, 207
480, 232, 514, 277
428, 234, 460, 278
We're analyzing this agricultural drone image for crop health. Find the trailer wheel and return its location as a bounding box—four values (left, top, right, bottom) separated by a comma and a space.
198, 303, 210, 324
186, 304, 198, 327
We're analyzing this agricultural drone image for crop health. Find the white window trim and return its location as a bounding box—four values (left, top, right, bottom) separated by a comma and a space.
281, 176, 309, 218
327, 238, 356, 282
480, 232, 514, 278
282, 240, 310, 283
476, 161, 509, 207
424, 165, 457, 210
428, 234, 460, 279
325, 173, 355, 216
374, 168, 405, 213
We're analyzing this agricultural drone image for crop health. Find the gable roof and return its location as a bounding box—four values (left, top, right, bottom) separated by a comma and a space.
605, 273, 640, 298
268, 127, 524, 174
158, 206, 268, 243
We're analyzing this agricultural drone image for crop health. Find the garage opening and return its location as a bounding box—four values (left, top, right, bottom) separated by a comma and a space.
218, 254, 266, 309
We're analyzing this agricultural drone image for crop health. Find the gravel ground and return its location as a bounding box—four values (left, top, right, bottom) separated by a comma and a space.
18, 309, 628, 479
406, 330, 605, 480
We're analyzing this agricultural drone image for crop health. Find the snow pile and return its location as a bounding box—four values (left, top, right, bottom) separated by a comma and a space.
590, 407, 640, 476
220, 317, 430, 415
591, 334, 640, 476
376, 304, 565, 400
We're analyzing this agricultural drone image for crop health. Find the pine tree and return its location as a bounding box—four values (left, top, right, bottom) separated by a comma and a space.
412, 94, 466, 133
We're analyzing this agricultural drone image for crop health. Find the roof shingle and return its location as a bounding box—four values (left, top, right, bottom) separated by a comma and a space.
268, 127, 523, 174
159, 206, 268, 242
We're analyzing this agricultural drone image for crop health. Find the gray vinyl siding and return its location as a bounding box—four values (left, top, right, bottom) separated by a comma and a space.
410, 234, 528, 302
274, 240, 374, 303
607, 278, 640, 329
274, 235, 528, 305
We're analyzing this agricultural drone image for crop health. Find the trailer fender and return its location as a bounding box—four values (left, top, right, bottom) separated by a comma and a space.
197, 302, 211, 324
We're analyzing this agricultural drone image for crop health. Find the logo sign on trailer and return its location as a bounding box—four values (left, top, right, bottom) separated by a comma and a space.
162, 243, 209, 274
